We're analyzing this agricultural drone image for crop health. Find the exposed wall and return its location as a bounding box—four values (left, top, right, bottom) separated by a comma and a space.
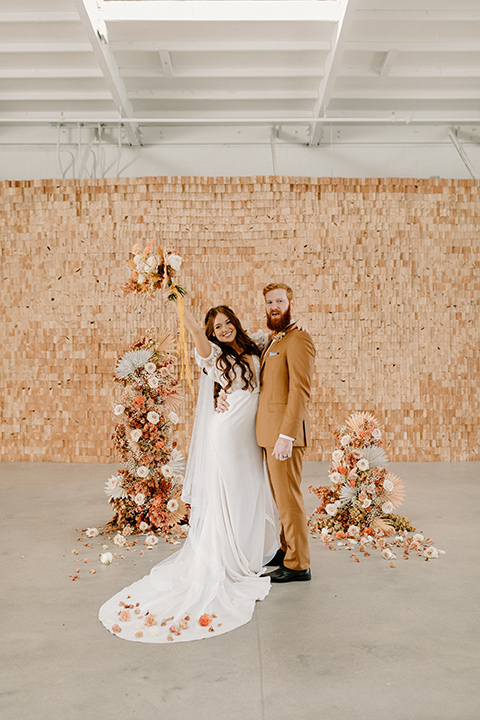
2, 175, 479, 464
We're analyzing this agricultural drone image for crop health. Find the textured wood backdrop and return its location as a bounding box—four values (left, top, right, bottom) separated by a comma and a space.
1, 176, 479, 463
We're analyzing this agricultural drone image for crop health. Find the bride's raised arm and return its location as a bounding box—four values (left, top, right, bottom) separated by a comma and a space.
182, 305, 212, 359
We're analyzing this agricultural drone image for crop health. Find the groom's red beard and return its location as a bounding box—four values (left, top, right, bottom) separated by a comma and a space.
266, 304, 292, 332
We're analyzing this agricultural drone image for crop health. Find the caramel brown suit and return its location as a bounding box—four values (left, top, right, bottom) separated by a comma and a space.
256, 327, 315, 571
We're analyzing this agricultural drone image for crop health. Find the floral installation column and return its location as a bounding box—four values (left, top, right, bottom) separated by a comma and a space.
105, 244, 190, 541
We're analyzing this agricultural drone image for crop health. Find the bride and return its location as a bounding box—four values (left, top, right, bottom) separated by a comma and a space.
98, 304, 278, 643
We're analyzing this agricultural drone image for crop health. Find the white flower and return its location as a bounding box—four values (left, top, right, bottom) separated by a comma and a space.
332, 450, 344, 463
148, 376, 159, 389
347, 525, 360, 537
100, 552, 113, 565
130, 429, 142, 443
340, 434, 351, 447
137, 273, 146, 284
168, 411, 179, 424
85, 527, 99, 538
367, 483, 376, 493
174, 474, 184, 484
351, 448, 363, 459
325, 503, 338, 516
147, 411, 160, 424
357, 458, 370, 472
113, 534, 126, 547
136, 465, 149, 478
134, 492, 146, 506
383, 478, 394, 492
161, 465, 173, 478
166, 253, 182, 271
167, 499, 179, 513
423, 546, 439, 559
329, 472, 344, 484
144, 362, 156, 374
145, 254, 158, 269
413, 533, 424, 543
382, 501, 394, 514
372, 428, 382, 439
113, 404, 125, 416
362, 498, 372, 509
139, 521, 150, 533
144, 534, 158, 546
382, 548, 394, 560
321, 527, 331, 536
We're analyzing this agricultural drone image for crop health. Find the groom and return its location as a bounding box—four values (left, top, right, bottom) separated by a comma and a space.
257, 283, 316, 583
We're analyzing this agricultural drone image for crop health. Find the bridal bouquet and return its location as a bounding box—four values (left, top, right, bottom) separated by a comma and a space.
121, 241, 187, 300
106, 330, 188, 537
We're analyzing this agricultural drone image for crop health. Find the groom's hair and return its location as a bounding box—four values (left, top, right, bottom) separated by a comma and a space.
263, 282, 293, 300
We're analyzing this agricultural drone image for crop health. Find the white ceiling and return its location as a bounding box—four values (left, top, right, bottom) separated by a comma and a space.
1, 0, 480, 165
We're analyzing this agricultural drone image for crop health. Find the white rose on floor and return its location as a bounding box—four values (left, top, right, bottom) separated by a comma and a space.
144, 534, 158, 546
147, 411, 160, 424
136, 465, 149, 478
166, 253, 182, 271
134, 492, 146, 506
100, 552, 113, 565
347, 525, 360, 537
139, 521, 150, 533
148, 376, 159, 389
113, 404, 125, 416
325, 503, 338, 516
413, 533, 424, 543
113, 534, 126, 547
85, 527, 99, 538
383, 478, 394, 492
130, 429, 142, 442
144, 362, 156, 374
332, 450, 344, 463
167, 499, 179, 513
168, 411, 179, 424
161, 465, 173, 478
382, 501, 394, 514
382, 548, 394, 560
357, 458, 370, 472
423, 546, 439, 559
340, 434, 351, 447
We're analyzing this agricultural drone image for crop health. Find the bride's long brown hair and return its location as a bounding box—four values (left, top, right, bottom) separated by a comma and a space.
204, 306, 261, 398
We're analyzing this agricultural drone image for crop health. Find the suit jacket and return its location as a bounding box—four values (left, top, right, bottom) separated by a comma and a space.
255, 327, 315, 448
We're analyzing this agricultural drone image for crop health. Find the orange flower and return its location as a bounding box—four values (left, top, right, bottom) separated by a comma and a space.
112, 624, 122, 633
198, 614, 212, 627
133, 395, 144, 407
337, 466, 348, 475
119, 609, 131, 622
144, 613, 157, 627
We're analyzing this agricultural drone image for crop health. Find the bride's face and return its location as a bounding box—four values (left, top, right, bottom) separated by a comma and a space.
213, 313, 237, 344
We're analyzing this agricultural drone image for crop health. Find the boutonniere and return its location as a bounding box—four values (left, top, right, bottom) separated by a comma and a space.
272, 331, 286, 342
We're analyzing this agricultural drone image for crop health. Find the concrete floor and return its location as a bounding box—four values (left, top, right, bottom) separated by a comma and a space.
0, 460, 479, 720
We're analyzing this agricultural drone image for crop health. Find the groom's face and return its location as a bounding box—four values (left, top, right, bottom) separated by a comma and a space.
265, 289, 293, 332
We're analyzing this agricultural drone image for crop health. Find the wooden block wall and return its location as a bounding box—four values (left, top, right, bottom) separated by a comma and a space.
1, 176, 479, 463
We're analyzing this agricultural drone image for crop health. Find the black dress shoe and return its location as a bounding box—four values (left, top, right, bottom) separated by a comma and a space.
265, 548, 286, 566
265, 566, 311, 583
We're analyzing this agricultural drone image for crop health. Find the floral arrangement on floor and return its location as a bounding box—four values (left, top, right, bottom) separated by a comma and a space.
105, 329, 189, 539
121, 242, 186, 300
309, 412, 443, 564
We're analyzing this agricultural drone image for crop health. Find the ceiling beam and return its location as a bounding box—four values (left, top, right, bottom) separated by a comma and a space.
356, 10, 480, 22
448, 127, 479, 178
0, 43, 92, 53
0, 12, 79, 22
109, 41, 332, 52
71, 0, 141, 147
380, 49, 398, 79
100, 1, 341, 24
348, 41, 480, 52
159, 51, 174, 79
307, 0, 358, 146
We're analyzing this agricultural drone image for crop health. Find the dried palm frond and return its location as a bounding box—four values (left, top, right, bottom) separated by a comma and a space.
383, 472, 406, 508
163, 392, 184, 413
370, 518, 395, 536
345, 411, 380, 433
166, 491, 188, 526
155, 330, 176, 356
362, 445, 389, 467
115, 349, 153, 379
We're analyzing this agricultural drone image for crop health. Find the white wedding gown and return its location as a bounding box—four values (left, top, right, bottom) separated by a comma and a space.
99, 335, 278, 643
